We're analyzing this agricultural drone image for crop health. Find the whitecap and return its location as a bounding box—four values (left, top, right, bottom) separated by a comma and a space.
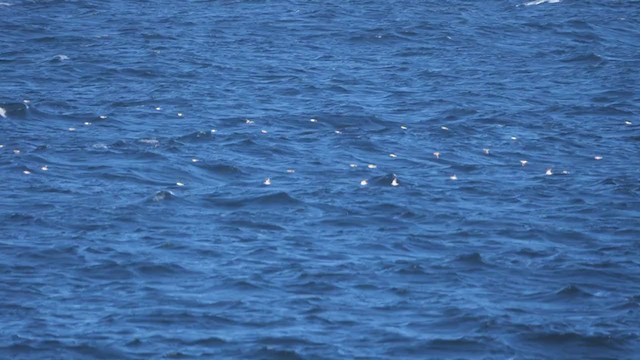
0, 107, 6, 118
523, 0, 560, 6
139, 139, 159, 146
52, 54, 69, 61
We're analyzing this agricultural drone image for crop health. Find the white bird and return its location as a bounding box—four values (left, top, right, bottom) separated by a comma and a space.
360, 179, 368, 186
433, 152, 440, 159
391, 176, 399, 187
263, 178, 271, 186
450, 174, 458, 181
545, 168, 553, 176
520, 160, 528, 166
0, 107, 6, 118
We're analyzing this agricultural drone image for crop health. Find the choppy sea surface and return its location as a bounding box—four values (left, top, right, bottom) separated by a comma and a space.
1, 0, 640, 359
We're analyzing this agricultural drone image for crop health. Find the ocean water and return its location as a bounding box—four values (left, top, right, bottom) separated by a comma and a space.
1, 0, 640, 358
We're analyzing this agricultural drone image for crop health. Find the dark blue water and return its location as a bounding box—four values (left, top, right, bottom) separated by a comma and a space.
2, 0, 640, 358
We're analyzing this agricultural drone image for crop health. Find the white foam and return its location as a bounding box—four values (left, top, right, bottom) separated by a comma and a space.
139, 139, 159, 146
0, 107, 6, 118
523, 0, 560, 6
53, 54, 69, 61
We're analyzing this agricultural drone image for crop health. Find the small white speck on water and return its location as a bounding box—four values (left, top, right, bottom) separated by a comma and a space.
177, 112, 183, 117
594, 155, 603, 160
245, 119, 254, 124
562, 170, 569, 175
335, 130, 342, 134
191, 158, 199, 163
545, 168, 553, 176
155, 107, 161, 111
360, 179, 368, 186
625, 121, 632, 125
41, 165, 48, 171
391, 176, 399, 187
211, 129, 217, 134
23, 170, 31, 175
349, 163, 358, 168
263, 178, 271, 186
433, 151, 440, 159
367, 164, 377, 169
261, 129, 268, 134
389, 153, 397, 158
310, 118, 317, 123
23, 100, 30, 104
441, 126, 449, 131
68, 127, 76, 131
84, 122, 91, 126
286, 169, 295, 173
450, 174, 458, 181
13, 149, 20, 155
401, 125, 408, 130
520, 160, 528, 166
176, 182, 184, 186
99, 115, 107, 119
483, 148, 490, 155
511, 136, 518, 140
0, 144, 4, 148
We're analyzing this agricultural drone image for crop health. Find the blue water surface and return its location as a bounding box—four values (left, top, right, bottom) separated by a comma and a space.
1, 0, 640, 359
